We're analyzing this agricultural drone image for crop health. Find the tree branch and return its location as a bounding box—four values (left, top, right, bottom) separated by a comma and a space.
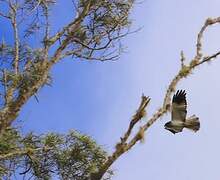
9, 1, 19, 74
0, 147, 51, 160
47, 0, 92, 47
49, 0, 92, 64
90, 16, 220, 180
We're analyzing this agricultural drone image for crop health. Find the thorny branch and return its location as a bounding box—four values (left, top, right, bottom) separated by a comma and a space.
90, 16, 220, 180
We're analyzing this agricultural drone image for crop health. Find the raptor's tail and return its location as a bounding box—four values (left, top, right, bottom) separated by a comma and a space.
184, 115, 200, 132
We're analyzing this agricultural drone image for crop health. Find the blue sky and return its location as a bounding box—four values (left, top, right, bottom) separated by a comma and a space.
2, 0, 220, 179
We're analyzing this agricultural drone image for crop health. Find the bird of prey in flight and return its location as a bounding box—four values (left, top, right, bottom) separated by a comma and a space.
164, 90, 200, 134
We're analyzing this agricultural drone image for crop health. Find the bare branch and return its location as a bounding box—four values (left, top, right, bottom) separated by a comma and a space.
43, 3, 50, 58
2, 69, 8, 105
197, 50, 220, 66
121, 95, 150, 144
0, 11, 10, 19
180, 50, 185, 68
26, 0, 42, 15
9, 1, 19, 74
91, 96, 150, 180
196, 17, 220, 60
91, 16, 220, 180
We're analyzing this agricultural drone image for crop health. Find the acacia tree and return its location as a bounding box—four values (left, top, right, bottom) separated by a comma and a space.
0, 0, 134, 179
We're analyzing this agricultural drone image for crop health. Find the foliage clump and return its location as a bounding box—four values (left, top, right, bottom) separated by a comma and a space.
0, 129, 111, 179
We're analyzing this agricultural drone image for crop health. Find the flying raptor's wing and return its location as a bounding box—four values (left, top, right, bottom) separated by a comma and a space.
171, 90, 187, 122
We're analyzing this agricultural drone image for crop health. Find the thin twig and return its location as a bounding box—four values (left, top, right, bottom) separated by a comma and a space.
9, 1, 19, 74
180, 50, 185, 68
